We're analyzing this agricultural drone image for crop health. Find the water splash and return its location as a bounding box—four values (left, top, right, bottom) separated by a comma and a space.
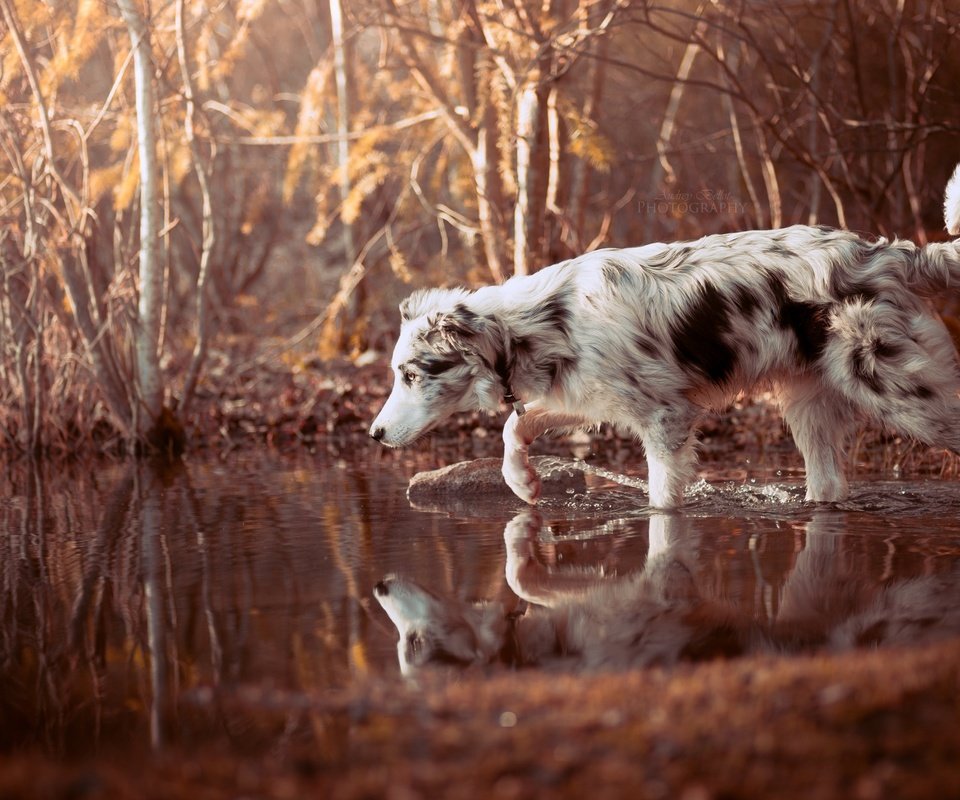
534, 457, 960, 520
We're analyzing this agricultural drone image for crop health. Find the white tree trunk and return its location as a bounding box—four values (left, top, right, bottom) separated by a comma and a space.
330, 0, 355, 264
643, 10, 707, 241
117, 0, 164, 440
514, 81, 543, 276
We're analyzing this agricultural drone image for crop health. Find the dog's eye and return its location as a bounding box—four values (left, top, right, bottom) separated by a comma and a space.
401, 368, 419, 385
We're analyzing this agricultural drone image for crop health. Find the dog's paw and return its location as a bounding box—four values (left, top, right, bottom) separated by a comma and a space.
503, 509, 544, 546
502, 458, 542, 505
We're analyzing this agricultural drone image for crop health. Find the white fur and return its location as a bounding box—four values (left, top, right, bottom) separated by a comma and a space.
371, 166, 960, 508
946, 163, 960, 236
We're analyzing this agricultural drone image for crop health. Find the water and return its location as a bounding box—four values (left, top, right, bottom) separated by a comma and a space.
2, 449, 960, 756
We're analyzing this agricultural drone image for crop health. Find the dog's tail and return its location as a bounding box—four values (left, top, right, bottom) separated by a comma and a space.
946, 163, 960, 236
910, 163, 960, 294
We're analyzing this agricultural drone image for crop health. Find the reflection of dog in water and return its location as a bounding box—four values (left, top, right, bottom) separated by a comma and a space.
374, 511, 960, 675
370, 165, 960, 508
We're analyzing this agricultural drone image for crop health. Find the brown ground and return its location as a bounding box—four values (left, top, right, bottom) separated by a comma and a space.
3, 638, 959, 799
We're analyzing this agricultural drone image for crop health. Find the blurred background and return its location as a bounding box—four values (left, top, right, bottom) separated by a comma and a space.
2, 0, 959, 454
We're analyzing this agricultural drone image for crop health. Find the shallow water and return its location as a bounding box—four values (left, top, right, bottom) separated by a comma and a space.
1, 448, 959, 754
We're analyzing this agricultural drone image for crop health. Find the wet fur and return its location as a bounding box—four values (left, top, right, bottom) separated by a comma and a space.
371, 166, 960, 508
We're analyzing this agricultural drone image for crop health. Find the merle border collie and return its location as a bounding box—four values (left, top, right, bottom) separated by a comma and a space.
370, 165, 960, 508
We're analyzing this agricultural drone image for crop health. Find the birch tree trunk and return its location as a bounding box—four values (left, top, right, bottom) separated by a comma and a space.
470, 59, 507, 283
568, 1, 609, 249
513, 77, 549, 276
644, 12, 708, 240
116, 0, 164, 444
330, 0, 355, 265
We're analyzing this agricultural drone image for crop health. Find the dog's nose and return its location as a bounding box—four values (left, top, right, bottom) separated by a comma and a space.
373, 579, 389, 597
370, 425, 385, 442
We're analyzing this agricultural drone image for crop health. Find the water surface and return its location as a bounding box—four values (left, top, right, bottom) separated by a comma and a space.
2, 449, 959, 756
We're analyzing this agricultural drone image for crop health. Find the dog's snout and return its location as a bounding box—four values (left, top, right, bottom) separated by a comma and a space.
373, 579, 390, 597
370, 425, 385, 442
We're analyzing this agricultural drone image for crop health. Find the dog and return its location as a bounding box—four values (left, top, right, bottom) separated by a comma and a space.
374, 511, 960, 674
370, 165, 960, 508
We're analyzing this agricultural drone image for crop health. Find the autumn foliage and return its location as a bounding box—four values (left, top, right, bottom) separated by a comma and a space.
1, 0, 959, 455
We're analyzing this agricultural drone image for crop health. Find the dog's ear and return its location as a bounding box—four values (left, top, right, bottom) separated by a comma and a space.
400, 288, 469, 322
433, 304, 486, 348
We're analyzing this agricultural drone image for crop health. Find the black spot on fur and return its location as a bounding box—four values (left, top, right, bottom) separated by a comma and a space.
671, 281, 737, 384
542, 295, 571, 337
765, 271, 789, 308
519, 292, 571, 339
448, 303, 484, 334
492, 342, 515, 399
910, 384, 934, 399
732, 283, 762, 317
781, 301, 830, 363
766, 272, 830, 363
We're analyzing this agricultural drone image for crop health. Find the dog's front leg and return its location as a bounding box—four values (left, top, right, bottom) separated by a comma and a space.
502, 404, 584, 504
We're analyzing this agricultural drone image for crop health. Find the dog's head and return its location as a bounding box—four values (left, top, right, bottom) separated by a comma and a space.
369, 288, 506, 447
373, 574, 507, 675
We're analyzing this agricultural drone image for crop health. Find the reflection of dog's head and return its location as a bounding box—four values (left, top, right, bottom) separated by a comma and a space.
373, 574, 507, 676
368, 289, 506, 448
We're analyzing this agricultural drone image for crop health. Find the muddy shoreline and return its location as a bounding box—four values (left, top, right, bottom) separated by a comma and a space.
31, 355, 954, 485
4, 355, 959, 488
3, 639, 959, 799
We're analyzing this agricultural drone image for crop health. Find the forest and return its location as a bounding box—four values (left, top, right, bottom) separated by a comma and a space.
2, 0, 959, 456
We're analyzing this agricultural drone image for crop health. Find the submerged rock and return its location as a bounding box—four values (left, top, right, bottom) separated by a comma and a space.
407, 456, 587, 504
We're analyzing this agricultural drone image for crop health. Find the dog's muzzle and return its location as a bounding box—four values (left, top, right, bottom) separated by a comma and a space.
370, 425, 386, 442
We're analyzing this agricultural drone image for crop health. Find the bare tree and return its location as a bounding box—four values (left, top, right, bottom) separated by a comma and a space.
175, 0, 216, 416
116, 0, 165, 444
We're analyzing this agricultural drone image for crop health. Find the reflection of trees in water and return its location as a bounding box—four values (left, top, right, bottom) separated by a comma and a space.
0, 457, 442, 752
3, 458, 959, 752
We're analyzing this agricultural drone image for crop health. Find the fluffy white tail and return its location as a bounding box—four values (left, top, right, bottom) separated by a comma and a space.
946, 163, 960, 236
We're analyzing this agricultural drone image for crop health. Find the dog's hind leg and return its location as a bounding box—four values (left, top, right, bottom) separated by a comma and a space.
638, 405, 700, 509
778, 379, 856, 502
502, 403, 587, 504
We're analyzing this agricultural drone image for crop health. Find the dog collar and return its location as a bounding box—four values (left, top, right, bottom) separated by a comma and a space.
503, 390, 526, 416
